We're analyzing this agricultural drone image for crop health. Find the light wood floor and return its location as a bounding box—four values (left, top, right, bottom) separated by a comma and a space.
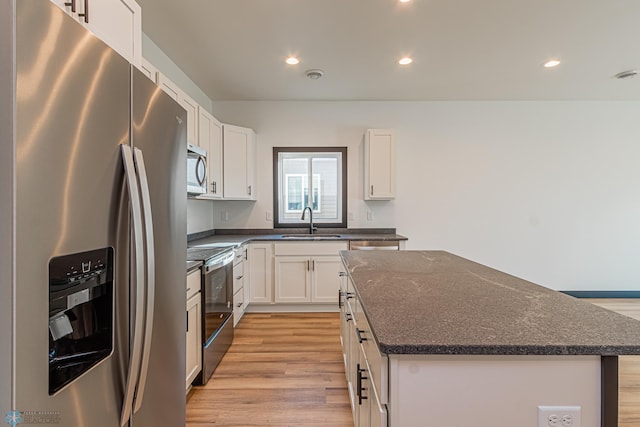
186, 313, 353, 426
588, 299, 640, 426
187, 303, 640, 426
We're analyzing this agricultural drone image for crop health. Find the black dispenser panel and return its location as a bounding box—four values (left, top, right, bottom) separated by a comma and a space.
48, 247, 114, 395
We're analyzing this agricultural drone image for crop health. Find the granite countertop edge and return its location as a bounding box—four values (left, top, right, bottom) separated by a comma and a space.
187, 228, 407, 247
341, 250, 640, 357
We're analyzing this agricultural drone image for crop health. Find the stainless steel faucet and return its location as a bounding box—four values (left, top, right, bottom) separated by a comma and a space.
301, 206, 317, 234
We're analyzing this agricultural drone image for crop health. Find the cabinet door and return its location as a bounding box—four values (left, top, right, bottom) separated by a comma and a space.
357, 352, 372, 427
179, 93, 199, 147
140, 58, 158, 83
364, 129, 395, 200
233, 288, 243, 327
83, 0, 142, 66
50, 0, 142, 66
198, 109, 223, 198
223, 124, 256, 200
186, 293, 202, 389
311, 256, 343, 303
157, 73, 180, 101
249, 243, 273, 303
274, 256, 310, 302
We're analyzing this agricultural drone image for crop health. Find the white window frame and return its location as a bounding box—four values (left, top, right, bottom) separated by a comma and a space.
284, 173, 321, 214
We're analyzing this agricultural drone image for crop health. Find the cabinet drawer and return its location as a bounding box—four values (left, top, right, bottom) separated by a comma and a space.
186, 269, 201, 300
274, 242, 348, 256
233, 261, 244, 294
367, 358, 388, 427
233, 288, 244, 327
356, 306, 388, 404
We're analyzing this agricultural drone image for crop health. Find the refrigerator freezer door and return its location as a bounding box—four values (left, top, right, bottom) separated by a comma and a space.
15, 1, 130, 425
129, 68, 187, 426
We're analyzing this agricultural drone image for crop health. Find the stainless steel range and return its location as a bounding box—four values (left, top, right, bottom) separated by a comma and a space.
187, 246, 235, 384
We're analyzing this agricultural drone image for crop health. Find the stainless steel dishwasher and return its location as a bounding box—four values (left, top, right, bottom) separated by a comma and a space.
348, 240, 400, 250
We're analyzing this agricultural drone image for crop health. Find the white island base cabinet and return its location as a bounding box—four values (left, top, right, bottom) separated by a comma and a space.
387, 355, 600, 427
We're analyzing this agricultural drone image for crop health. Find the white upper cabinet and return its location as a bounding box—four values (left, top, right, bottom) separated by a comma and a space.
157, 73, 198, 147
51, 0, 142, 67
364, 129, 395, 200
140, 58, 159, 83
223, 124, 256, 200
198, 108, 223, 199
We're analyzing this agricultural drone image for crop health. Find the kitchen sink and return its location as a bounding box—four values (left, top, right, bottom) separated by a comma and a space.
280, 234, 343, 240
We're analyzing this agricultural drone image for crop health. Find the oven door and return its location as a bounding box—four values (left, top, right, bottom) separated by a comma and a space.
202, 251, 234, 345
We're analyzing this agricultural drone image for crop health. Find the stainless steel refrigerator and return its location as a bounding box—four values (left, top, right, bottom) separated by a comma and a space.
0, 1, 187, 426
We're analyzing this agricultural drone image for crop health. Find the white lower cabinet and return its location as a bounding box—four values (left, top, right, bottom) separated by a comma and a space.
185, 270, 202, 391
248, 243, 273, 304
341, 270, 388, 427
274, 242, 347, 304
233, 244, 248, 326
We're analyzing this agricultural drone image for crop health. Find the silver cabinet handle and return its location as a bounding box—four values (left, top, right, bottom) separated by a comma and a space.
248, 185, 252, 195
77, 0, 88, 23
119, 145, 145, 427
132, 147, 155, 414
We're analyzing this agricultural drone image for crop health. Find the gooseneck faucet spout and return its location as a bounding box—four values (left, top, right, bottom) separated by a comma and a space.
301, 206, 317, 234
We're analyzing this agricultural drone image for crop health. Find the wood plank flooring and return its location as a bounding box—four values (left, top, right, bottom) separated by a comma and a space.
588, 299, 640, 427
186, 313, 353, 426
187, 303, 640, 426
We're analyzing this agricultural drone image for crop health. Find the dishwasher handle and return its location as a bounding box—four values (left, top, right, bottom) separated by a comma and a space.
349, 240, 400, 251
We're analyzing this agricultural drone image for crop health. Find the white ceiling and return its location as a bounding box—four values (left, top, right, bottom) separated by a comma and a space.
136, 0, 640, 101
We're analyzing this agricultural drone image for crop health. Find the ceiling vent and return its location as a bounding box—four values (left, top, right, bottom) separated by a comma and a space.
614, 70, 639, 80
305, 69, 324, 80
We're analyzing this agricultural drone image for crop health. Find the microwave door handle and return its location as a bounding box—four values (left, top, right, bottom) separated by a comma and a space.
132, 148, 156, 414
196, 155, 206, 186
119, 145, 146, 427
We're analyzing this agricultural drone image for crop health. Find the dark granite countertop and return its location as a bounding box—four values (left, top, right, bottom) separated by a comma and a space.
187, 228, 407, 248
186, 260, 202, 273
340, 250, 640, 356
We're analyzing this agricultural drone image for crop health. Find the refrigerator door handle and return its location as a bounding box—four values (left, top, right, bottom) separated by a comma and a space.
132, 147, 156, 414
120, 145, 146, 427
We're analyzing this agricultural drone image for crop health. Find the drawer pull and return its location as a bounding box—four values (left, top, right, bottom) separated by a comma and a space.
235, 275, 243, 280
356, 328, 368, 343
344, 313, 352, 322
357, 363, 368, 405
345, 292, 354, 300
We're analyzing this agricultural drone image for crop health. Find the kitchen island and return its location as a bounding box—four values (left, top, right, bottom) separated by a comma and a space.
339, 250, 640, 427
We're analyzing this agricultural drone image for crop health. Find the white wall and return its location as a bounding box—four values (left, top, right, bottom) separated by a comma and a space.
141, 34, 215, 234
142, 33, 213, 114
213, 101, 640, 291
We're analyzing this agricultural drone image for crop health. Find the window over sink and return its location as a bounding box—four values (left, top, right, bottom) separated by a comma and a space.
273, 147, 347, 228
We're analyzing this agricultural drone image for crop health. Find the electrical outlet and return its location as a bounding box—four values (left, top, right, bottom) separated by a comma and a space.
266, 211, 273, 221
348, 212, 355, 221
220, 211, 229, 221
366, 211, 374, 221
538, 406, 581, 427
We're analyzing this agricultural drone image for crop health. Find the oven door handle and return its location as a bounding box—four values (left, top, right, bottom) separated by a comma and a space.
119, 145, 145, 427
203, 253, 234, 273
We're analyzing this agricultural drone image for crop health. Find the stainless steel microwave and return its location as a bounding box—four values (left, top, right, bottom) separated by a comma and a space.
187, 144, 207, 195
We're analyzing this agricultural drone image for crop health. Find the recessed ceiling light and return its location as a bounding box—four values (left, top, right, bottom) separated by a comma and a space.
398, 57, 413, 65
543, 59, 561, 68
285, 56, 300, 65
399, 0, 411, 3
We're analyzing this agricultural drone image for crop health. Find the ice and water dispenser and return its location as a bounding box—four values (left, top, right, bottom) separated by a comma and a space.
48, 247, 114, 395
